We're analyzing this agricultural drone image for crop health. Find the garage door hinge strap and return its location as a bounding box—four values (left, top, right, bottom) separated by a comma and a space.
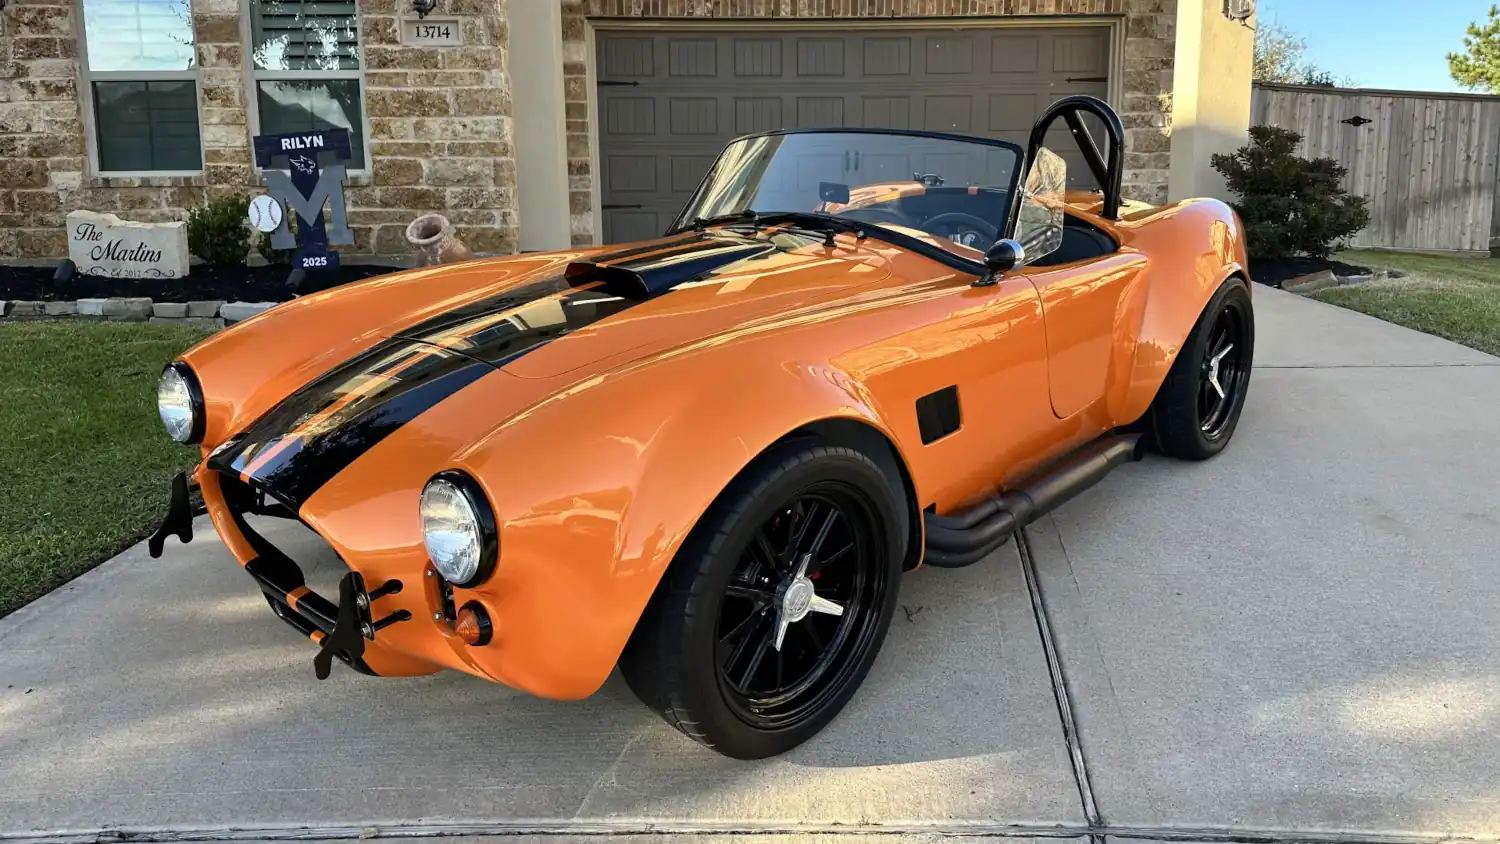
598, 79, 640, 87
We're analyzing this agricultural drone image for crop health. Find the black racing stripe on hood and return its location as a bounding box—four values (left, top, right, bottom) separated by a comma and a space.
393, 232, 776, 368
207, 338, 491, 508
212, 232, 780, 506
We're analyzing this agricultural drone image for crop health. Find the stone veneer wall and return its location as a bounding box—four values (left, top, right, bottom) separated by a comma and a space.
560, 0, 1176, 247
0, 0, 516, 261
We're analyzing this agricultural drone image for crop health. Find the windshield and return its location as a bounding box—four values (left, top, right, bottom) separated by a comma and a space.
671, 130, 1024, 258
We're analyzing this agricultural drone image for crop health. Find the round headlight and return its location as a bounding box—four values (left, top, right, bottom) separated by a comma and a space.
157, 363, 203, 444
420, 471, 497, 588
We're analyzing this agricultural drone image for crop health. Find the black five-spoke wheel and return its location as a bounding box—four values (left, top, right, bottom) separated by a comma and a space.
621, 439, 904, 759
1147, 276, 1255, 460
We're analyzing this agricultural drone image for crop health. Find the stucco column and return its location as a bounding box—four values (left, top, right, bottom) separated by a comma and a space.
509, 0, 570, 252
1168, 0, 1254, 202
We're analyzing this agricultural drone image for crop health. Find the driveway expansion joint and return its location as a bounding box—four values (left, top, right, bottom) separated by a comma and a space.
7, 821, 1500, 844
1017, 526, 1103, 838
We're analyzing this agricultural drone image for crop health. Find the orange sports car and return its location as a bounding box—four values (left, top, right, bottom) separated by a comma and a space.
149, 96, 1252, 759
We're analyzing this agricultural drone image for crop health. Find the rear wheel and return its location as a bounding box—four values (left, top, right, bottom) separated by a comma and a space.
620, 440, 904, 759
1147, 277, 1254, 460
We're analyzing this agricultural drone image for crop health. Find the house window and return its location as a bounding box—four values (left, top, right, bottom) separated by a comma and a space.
250, 0, 367, 169
79, 0, 203, 174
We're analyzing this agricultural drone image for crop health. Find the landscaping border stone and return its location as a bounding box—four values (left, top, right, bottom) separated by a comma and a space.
0, 296, 270, 330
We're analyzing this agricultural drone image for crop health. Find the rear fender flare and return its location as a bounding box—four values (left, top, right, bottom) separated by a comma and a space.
1112, 200, 1249, 424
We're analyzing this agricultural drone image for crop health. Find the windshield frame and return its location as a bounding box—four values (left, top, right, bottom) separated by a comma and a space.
665, 127, 1027, 274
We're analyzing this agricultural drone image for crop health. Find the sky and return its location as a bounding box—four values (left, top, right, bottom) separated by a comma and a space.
1258, 0, 1489, 93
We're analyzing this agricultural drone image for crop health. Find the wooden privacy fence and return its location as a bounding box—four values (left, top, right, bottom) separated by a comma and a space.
1251, 82, 1500, 254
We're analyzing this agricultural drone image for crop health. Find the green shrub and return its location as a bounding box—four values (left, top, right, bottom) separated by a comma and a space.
185, 195, 253, 266
1212, 125, 1371, 261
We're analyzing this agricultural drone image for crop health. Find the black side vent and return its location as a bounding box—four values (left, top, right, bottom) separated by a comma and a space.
916, 386, 961, 445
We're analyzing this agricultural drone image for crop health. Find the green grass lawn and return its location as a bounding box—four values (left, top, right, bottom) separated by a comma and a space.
1317, 250, 1500, 356
0, 322, 209, 618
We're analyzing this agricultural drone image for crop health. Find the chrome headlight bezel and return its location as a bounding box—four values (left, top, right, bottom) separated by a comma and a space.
419, 470, 498, 588
157, 362, 205, 445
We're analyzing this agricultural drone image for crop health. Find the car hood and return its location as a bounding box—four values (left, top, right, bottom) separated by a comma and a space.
388, 230, 891, 379
201, 230, 893, 508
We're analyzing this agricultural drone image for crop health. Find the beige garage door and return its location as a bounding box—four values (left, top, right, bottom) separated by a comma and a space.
595, 27, 1111, 244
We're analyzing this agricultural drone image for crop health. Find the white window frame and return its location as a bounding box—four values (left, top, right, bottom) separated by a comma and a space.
241, 0, 373, 174
75, 0, 207, 178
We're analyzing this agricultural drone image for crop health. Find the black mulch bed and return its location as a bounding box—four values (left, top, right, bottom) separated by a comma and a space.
0, 263, 404, 304
1250, 256, 1373, 288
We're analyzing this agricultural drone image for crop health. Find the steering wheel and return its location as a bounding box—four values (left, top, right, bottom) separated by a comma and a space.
921, 212, 1000, 251
833, 207, 912, 228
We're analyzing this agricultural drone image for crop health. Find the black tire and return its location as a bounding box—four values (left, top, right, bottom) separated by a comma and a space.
620, 439, 905, 759
1147, 277, 1255, 460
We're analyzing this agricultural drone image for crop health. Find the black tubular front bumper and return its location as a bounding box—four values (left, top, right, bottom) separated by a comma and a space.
196, 470, 412, 677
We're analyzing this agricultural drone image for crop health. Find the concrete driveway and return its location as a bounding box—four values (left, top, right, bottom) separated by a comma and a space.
2, 287, 1498, 842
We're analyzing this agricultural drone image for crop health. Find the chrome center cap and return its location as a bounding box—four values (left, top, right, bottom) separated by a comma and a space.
781, 577, 815, 623
1204, 342, 1234, 400
771, 552, 846, 651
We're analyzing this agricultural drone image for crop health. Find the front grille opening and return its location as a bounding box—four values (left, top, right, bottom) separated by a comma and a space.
218, 473, 350, 600
242, 513, 350, 598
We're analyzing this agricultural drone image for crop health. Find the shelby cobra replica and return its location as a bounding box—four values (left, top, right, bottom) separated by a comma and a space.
150, 96, 1253, 759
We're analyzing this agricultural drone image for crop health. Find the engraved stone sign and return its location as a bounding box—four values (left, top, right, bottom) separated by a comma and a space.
67, 210, 191, 279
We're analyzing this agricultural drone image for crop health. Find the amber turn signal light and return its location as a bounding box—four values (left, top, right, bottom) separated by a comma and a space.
454, 601, 493, 646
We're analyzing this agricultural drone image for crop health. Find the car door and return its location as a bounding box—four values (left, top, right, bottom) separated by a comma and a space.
1022, 250, 1148, 419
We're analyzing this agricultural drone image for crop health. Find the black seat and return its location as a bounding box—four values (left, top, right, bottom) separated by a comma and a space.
1030, 218, 1118, 267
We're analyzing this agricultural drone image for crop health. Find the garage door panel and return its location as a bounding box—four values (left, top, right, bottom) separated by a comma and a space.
602, 36, 656, 78
862, 37, 912, 75
923, 94, 976, 133
924, 34, 976, 74
667, 38, 718, 76
735, 97, 783, 134
668, 97, 720, 135
734, 38, 783, 76
598, 27, 1111, 244
1052, 31, 1108, 74
861, 95, 911, 129
670, 155, 714, 193
606, 154, 658, 193
604, 97, 657, 135
795, 38, 846, 76
989, 93, 1036, 133
796, 96, 845, 127
991, 34, 1042, 73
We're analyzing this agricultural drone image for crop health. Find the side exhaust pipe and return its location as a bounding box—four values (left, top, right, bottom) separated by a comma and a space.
922, 434, 1143, 568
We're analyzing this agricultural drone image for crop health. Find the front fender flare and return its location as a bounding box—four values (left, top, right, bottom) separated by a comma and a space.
451, 355, 909, 699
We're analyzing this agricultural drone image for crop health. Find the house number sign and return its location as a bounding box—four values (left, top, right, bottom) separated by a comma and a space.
400, 17, 463, 47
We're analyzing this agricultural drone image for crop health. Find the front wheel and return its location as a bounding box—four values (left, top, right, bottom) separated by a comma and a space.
1146, 276, 1255, 460
620, 440, 904, 759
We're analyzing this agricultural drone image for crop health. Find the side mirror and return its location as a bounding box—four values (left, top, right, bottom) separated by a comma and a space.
974, 238, 1025, 286
818, 181, 851, 205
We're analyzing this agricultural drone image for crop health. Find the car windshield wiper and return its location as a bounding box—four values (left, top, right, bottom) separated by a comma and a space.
692, 210, 871, 246
690, 210, 760, 231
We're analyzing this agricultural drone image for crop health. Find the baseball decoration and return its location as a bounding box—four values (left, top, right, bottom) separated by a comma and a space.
249, 195, 284, 234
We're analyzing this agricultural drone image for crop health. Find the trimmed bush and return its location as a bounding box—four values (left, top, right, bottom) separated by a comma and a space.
1212, 125, 1370, 261
186, 195, 253, 266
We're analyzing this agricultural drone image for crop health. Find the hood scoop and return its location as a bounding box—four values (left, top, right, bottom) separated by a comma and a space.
565, 238, 777, 299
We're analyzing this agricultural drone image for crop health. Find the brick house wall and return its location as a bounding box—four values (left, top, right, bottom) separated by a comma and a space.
559, 0, 1177, 247
0, 0, 516, 261
2, 0, 1185, 262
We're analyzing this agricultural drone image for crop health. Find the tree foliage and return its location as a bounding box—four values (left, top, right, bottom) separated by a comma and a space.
1449, 5, 1500, 92
1254, 21, 1348, 86
1212, 126, 1371, 261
